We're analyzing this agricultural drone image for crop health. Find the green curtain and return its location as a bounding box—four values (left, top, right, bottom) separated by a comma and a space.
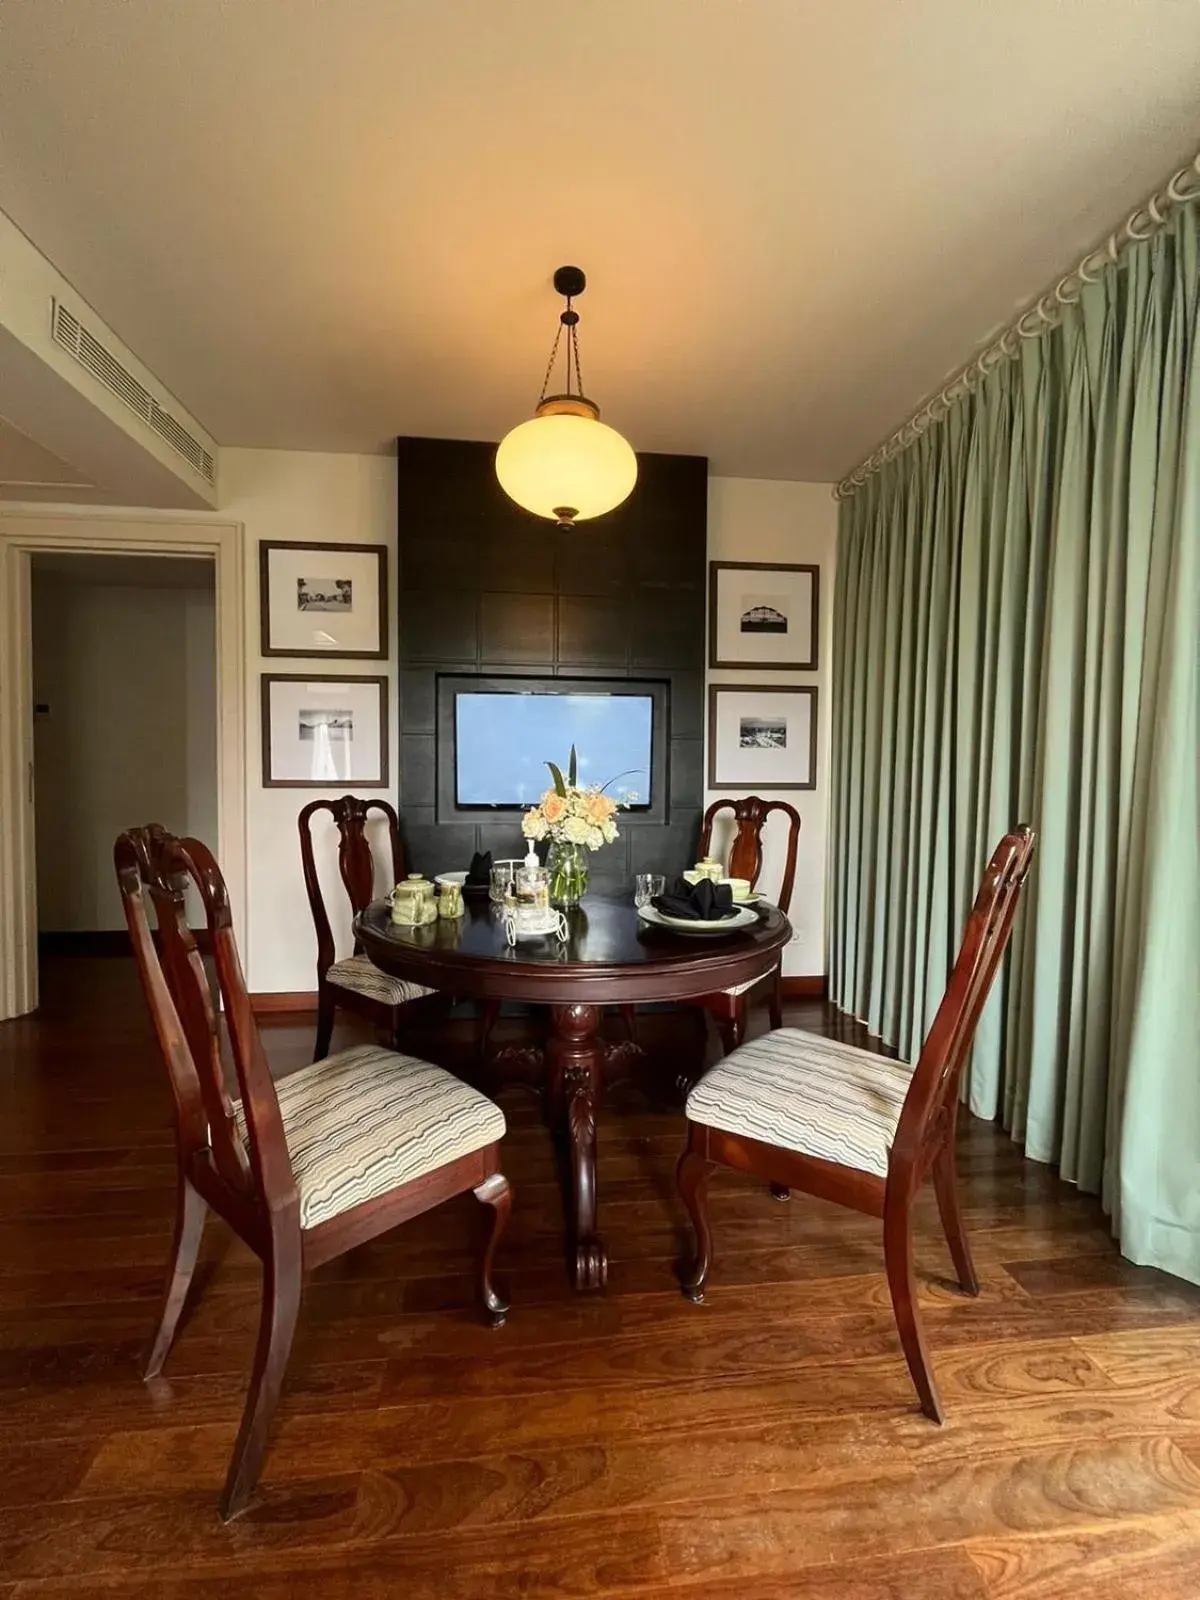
829, 202, 1200, 1285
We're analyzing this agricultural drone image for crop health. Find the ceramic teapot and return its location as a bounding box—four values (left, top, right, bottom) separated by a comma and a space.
389, 874, 438, 927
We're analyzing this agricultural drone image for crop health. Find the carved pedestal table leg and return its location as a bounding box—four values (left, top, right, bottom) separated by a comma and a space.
546, 1003, 607, 1291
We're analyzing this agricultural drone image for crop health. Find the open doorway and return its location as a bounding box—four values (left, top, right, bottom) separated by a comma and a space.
29, 550, 217, 962
0, 512, 245, 1021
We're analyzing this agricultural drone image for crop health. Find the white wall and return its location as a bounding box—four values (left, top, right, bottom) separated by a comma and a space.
31, 571, 216, 930
19, 456, 834, 985
219, 449, 398, 994
705, 476, 837, 978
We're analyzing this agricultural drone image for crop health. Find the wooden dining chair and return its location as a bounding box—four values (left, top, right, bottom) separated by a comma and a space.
677, 826, 1036, 1423
115, 824, 512, 1520
298, 795, 440, 1062
688, 796, 802, 1052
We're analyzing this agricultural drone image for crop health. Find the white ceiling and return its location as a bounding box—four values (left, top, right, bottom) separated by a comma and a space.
1, 1, 1198, 481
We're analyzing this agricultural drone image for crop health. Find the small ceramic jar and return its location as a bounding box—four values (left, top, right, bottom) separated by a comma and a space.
389, 874, 438, 927
690, 857, 723, 883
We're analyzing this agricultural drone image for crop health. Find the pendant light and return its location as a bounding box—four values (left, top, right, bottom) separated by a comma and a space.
495, 266, 637, 529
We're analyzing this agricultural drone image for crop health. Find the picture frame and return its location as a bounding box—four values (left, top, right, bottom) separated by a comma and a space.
261, 674, 389, 789
259, 540, 388, 659
707, 684, 818, 791
709, 560, 819, 670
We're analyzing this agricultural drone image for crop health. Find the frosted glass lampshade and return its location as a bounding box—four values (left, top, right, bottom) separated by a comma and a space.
495, 398, 637, 527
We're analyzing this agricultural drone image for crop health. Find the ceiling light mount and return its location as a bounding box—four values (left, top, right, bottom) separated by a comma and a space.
552, 264, 586, 300
495, 265, 637, 530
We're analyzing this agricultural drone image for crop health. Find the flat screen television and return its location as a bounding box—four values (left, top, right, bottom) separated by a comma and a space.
436, 675, 669, 822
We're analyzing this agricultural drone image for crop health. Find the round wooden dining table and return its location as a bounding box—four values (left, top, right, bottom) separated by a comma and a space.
356, 893, 791, 1291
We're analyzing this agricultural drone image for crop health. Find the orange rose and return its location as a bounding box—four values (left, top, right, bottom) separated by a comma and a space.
584, 792, 614, 824
542, 793, 566, 824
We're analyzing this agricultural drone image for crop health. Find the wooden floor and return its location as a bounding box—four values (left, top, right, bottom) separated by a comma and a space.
1, 960, 1199, 1597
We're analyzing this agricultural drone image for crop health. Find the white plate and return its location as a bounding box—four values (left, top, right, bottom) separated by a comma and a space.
435, 870, 468, 886
637, 903, 761, 935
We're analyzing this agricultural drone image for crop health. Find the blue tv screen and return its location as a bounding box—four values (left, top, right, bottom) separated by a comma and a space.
455, 691, 653, 808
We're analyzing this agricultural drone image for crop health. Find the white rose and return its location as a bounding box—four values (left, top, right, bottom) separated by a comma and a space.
601, 818, 618, 843
586, 826, 604, 850
522, 810, 548, 840
563, 813, 591, 845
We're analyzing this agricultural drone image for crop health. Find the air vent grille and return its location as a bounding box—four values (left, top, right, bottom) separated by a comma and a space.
50, 299, 216, 485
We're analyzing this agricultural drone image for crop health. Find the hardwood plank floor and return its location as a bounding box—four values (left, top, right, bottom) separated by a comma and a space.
1, 956, 1198, 1596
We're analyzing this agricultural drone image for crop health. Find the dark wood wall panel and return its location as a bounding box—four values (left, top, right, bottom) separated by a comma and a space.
396, 437, 708, 891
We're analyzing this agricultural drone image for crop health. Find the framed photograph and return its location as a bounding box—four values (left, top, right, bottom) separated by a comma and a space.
708, 684, 818, 791
709, 561, 819, 669
261, 675, 389, 788
260, 541, 388, 658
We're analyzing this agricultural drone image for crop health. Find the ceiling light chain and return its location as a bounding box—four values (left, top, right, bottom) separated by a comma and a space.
537, 314, 566, 407
535, 293, 586, 407
568, 314, 583, 400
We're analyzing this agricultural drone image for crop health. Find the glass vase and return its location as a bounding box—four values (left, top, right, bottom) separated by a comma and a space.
547, 839, 589, 908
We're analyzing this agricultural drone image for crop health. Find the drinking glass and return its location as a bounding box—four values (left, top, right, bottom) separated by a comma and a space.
489, 861, 516, 904
634, 872, 666, 907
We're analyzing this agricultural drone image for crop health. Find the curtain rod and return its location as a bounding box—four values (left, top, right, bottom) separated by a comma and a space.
834, 146, 1200, 501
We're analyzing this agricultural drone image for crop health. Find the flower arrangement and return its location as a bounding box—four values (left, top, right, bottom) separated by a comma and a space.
521, 746, 633, 905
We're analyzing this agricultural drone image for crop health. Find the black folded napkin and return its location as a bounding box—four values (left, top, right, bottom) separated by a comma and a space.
465, 850, 493, 890
651, 876, 737, 921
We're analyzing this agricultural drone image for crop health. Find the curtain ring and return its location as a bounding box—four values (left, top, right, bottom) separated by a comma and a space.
1054, 274, 1081, 306
1145, 193, 1168, 226
1125, 206, 1156, 241
1077, 249, 1106, 284
1017, 308, 1043, 339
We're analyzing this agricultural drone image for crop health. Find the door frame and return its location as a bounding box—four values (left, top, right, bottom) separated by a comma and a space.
0, 507, 246, 1020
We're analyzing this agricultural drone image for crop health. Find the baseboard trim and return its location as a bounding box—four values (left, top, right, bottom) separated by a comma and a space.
38, 930, 131, 958
781, 975, 827, 998
39, 929, 213, 958
251, 991, 319, 1016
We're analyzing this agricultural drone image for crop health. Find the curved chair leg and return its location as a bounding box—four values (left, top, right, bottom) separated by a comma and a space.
313, 981, 336, 1063
932, 1140, 980, 1295
474, 1172, 512, 1327
767, 960, 784, 1031
677, 1143, 715, 1303
220, 1240, 302, 1521
143, 1176, 207, 1380
769, 1184, 791, 1202
883, 1196, 944, 1423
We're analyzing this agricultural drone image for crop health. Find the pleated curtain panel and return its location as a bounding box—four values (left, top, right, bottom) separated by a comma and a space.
830, 200, 1200, 1284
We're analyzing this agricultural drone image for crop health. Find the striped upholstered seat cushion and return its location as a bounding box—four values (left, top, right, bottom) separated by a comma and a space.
237, 1044, 505, 1229
686, 1028, 914, 1177
327, 954, 435, 1007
